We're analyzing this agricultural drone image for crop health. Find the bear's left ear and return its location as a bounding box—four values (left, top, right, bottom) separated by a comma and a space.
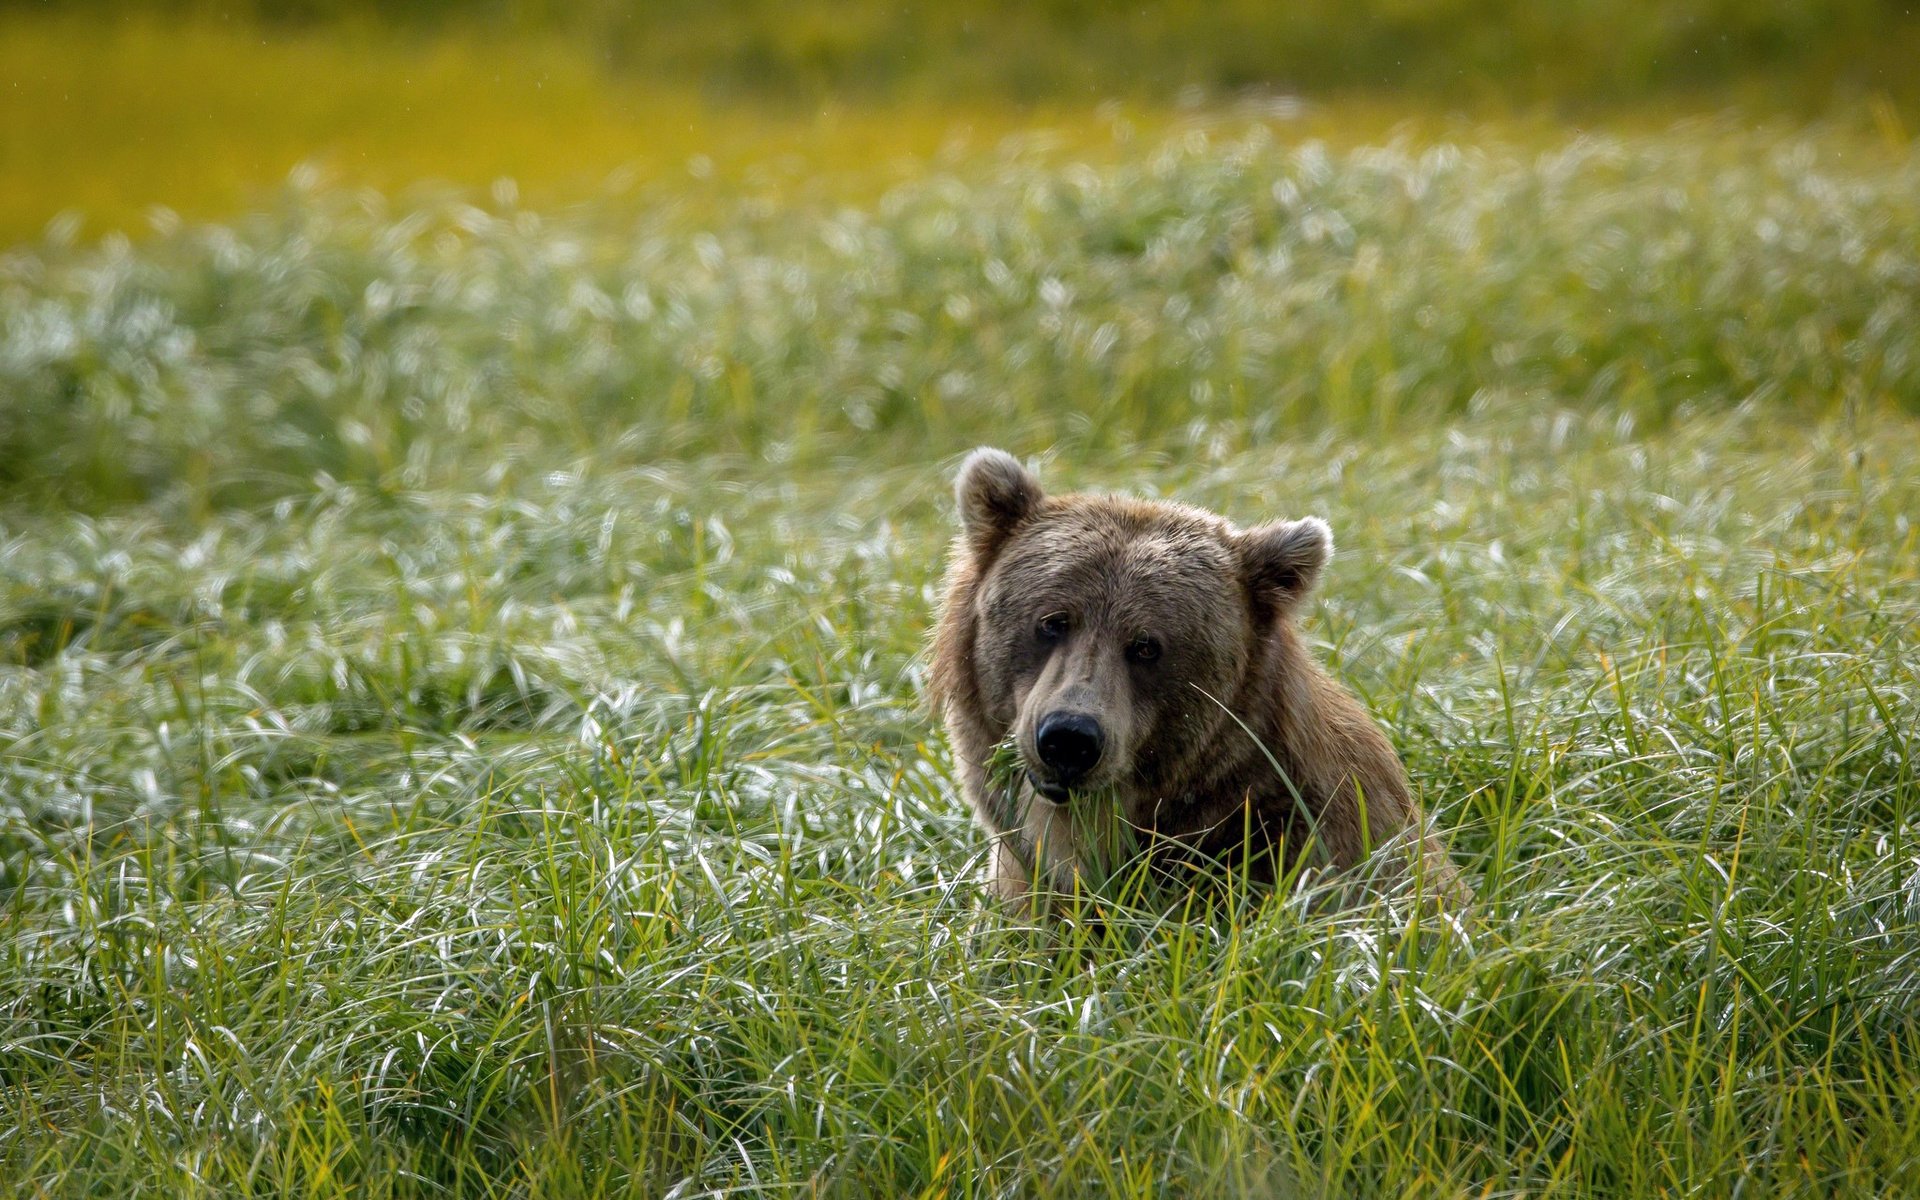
1238, 517, 1333, 618
954, 447, 1043, 557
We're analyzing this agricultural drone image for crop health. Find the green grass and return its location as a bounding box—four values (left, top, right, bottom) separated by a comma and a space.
8, 119, 1919, 509
3, 118, 1920, 1196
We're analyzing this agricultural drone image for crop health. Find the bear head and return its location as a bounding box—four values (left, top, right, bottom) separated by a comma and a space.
942, 446, 1332, 813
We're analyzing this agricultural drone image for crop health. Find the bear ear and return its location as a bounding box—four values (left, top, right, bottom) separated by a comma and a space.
1238, 517, 1333, 618
954, 447, 1043, 554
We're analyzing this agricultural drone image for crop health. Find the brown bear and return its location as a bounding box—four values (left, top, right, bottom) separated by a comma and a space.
930, 448, 1467, 914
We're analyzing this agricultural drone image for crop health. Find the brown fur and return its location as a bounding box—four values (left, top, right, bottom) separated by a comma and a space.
929, 448, 1467, 913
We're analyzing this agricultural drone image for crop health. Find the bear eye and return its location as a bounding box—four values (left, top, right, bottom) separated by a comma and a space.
1127, 635, 1162, 663
1036, 611, 1071, 642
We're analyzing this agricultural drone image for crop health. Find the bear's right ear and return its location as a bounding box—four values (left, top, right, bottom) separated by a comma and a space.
954, 447, 1043, 555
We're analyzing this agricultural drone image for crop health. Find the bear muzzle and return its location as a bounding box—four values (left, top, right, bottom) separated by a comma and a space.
1030, 710, 1106, 799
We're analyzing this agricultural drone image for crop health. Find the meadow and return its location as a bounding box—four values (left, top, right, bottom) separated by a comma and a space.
5, 28, 1920, 1197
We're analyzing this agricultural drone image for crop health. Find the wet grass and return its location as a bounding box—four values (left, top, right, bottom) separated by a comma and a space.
3, 119, 1919, 1196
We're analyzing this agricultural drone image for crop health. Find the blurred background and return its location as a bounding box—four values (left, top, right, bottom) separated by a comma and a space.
8, 0, 1920, 246
6, 0, 1920, 509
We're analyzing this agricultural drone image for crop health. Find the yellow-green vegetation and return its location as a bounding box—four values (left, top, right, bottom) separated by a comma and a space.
4, 109, 1919, 1194
10, 0, 1920, 246
4, 13, 1164, 246
37, 0, 1920, 109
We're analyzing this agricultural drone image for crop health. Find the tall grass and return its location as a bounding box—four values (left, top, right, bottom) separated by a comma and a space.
6, 121, 1918, 510
3, 120, 1919, 1196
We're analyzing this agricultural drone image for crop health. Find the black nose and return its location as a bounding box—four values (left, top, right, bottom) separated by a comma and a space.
1035, 711, 1104, 786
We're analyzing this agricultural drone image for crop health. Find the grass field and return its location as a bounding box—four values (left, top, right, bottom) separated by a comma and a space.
5, 86, 1920, 1200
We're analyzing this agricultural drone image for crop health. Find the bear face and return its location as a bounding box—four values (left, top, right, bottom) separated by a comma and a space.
962, 456, 1329, 813
932, 448, 1465, 910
